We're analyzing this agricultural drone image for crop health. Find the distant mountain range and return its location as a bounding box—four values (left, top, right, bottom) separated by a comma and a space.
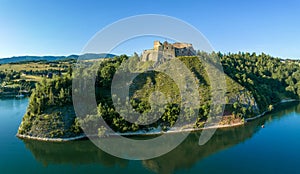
0, 53, 116, 64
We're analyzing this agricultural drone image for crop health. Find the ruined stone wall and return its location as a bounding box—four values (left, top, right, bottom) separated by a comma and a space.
141, 41, 195, 62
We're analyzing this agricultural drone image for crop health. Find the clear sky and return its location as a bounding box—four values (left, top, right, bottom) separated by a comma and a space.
1, 0, 300, 59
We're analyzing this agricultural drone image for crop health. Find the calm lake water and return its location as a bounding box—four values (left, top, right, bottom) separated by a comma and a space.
1, 98, 300, 174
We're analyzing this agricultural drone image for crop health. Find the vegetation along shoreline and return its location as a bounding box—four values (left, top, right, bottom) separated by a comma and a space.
16, 99, 299, 142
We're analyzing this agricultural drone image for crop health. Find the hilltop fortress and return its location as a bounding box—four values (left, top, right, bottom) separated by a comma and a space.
141, 41, 196, 62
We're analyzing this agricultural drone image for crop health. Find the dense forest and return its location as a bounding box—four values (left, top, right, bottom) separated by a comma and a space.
17, 52, 300, 138
220, 52, 300, 110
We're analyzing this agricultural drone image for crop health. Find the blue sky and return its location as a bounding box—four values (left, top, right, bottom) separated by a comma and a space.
1, 0, 300, 59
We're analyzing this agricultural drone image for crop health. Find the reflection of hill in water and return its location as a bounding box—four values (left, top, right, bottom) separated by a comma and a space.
21, 102, 300, 173
143, 124, 260, 174
143, 102, 300, 174
22, 139, 128, 167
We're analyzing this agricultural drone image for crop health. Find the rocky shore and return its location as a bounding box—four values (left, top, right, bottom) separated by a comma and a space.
16, 99, 299, 142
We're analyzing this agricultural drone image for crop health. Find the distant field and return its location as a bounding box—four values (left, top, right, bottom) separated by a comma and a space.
0, 62, 66, 71
21, 74, 43, 82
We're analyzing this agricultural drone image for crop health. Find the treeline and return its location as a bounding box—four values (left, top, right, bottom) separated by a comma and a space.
0, 70, 21, 82
20, 69, 64, 76
28, 75, 73, 115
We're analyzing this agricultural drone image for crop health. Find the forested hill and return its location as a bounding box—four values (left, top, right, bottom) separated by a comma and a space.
17, 53, 300, 139
220, 52, 300, 109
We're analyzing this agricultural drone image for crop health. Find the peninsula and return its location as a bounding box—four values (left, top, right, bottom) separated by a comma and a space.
16, 42, 300, 141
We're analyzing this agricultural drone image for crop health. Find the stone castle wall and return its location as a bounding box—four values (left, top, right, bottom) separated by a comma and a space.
141, 41, 196, 62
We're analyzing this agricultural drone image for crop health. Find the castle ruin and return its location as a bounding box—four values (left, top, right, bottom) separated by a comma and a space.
141, 41, 196, 62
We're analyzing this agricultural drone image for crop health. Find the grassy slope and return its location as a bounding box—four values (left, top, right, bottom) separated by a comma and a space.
133, 56, 247, 101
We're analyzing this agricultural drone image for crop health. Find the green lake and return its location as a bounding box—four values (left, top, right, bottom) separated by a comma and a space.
1, 98, 300, 174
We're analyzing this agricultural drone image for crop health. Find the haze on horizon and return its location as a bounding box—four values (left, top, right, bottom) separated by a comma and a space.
1, 0, 300, 59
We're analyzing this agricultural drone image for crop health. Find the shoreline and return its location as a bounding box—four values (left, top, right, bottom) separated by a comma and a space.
245, 99, 298, 122
16, 134, 87, 142
16, 122, 245, 142
16, 99, 299, 142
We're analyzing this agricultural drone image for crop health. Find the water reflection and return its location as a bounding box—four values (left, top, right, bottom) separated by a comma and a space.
21, 102, 300, 173
22, 139, 128, 167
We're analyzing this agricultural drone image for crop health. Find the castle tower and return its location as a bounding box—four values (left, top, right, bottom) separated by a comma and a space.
153, 41, 162, 50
